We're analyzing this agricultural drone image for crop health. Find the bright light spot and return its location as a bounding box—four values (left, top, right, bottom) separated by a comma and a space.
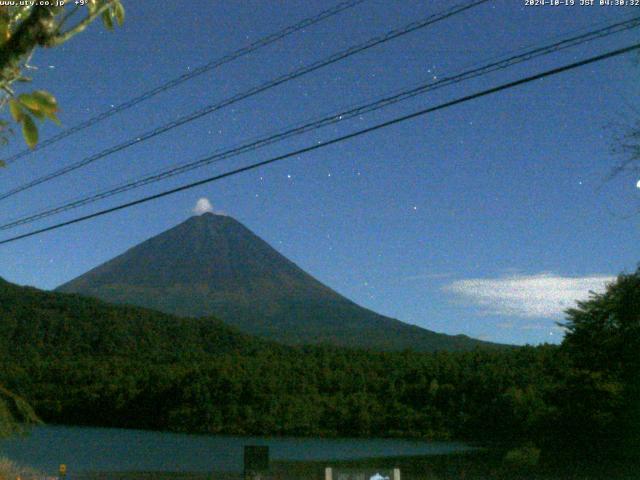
636, 179, 640, 189
193, 198, 214, 215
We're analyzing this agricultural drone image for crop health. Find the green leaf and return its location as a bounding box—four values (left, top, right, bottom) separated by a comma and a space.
0, 159, 5, 168
45, 110, 61, 126
31, 90, 58, 112
102, 9, 113, 31
19, 91, 58, 116
28, 108, 46, 121
18, 93, 41, 113
87, 0, 99, 15
0, 17, 9, 42
114, 2, 125, 26
9, 99, 23, 122
21, 115, 38, 149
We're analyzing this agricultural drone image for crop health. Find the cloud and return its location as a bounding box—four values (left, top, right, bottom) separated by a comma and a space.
193, 198, 214, 215
444, 273, 614, 319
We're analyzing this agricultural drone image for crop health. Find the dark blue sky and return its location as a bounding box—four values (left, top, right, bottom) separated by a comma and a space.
0, 0, 638, 345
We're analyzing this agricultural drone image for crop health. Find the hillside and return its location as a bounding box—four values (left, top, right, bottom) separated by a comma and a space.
0, 276, 263, 361
0, 276, 568, 443
57, 213, 501, 352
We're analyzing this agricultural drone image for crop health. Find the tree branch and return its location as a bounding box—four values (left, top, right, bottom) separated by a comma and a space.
47, 1, 117, 47
0, 6, 59, 80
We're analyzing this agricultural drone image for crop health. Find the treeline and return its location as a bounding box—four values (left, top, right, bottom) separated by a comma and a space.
1, 346, 560, 440
0, 272, 637, 460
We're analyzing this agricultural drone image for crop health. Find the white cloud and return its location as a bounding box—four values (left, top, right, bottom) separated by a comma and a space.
444, 273, 614, 319
193, 198, 214, 215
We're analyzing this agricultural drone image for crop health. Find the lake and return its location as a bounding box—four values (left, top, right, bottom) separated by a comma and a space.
0, 426, 473, 475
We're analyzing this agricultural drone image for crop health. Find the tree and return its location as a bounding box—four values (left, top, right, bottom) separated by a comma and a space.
0, 385, 40, 437
610, 120, 640, 186
561, 268, 640, 459
0, 1, 124, 154
562, 269, 639, 381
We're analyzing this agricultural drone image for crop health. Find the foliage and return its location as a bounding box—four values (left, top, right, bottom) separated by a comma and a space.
0, 277, 264, 362
561, 268, 640, 459
562, 269, 639, 380
503, 444, 541, 468
0, 270, 637, 464
0, 384, 40, 437
0, 276, 559, 443
0, 1, 124, 154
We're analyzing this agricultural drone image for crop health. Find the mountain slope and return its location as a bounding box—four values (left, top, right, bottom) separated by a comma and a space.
57, 213, 500, 351
0, 276, 262, 361
0, 277, 553, 442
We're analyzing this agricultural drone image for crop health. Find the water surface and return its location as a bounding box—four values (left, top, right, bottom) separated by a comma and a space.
0, 425, 472, 474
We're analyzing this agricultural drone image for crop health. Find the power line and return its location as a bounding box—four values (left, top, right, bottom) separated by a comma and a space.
0, 42, 637, 246
2, 0, 367, 165
1, 15, 638, 231
0, 0, 490, 202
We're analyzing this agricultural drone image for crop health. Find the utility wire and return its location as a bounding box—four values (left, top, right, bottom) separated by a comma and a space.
0, 42, 637, 246
2, 0, 367, 165
1, 15, 638, 231
0, 0, 490, 202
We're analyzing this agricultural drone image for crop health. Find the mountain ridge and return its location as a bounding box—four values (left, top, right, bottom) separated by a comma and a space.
0, 275, 264, 360
57, 213, 504, 351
